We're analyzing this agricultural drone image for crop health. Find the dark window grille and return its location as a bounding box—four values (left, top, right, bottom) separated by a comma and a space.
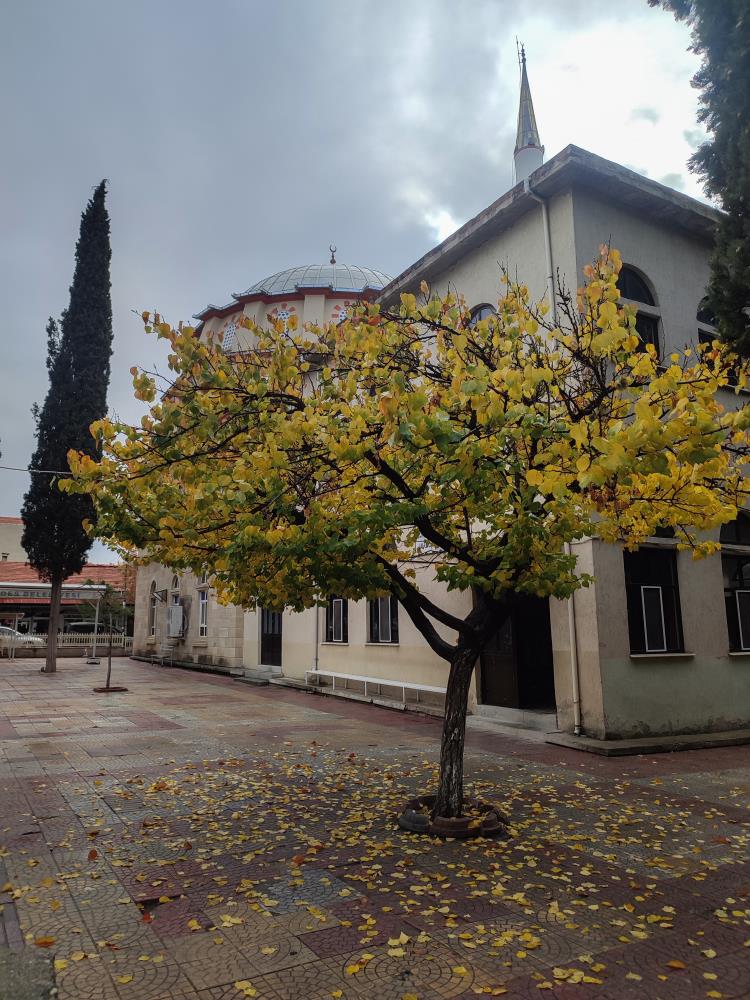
325, 597, 348, 643
721, 517, 750, 651
368, 596, 399, 643
635, 313, 660, 355
624, 548, 684, 653
720, 514, 750, 547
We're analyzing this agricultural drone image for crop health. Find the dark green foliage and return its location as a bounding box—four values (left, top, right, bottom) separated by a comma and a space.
650, 1, 750, 353
22, 181, 113, 582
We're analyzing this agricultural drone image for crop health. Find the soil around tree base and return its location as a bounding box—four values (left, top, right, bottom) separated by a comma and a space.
397, 793, 511, 839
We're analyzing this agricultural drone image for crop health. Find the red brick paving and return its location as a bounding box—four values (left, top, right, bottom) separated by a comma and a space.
0, 657, 748, 999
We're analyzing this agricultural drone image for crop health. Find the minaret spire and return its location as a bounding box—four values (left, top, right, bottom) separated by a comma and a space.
513, 44, 544, 183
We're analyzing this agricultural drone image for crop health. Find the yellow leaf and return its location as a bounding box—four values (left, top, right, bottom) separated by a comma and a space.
452, 965, 469, 975
667, 960, 686, 970
71, 951, 86, 962
187, 918, 201, 931
388, 947, 406, 957
331, 992, 343, 999
116, 975, 133, 985
260, 945, 277, 955
54, 959, 68, 972
34, 937, 55, 948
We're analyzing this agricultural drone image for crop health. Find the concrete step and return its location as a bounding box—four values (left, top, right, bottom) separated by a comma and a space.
473, 704, 558, 732
233, 665, 280, 686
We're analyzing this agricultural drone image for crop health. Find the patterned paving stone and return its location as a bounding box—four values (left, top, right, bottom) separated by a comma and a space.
1, 657, 749, 1000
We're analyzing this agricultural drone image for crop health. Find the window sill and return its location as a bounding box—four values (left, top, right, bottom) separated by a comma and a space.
321, 641, 349, 646
146, 636, 156, 644
629, 652, 694, 660
192, 640, 209, 647
728, 651, 750, 657
364, 642, 400, 647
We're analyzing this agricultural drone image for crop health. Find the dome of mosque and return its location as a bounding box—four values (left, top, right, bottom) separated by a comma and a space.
235, 262, 392, 298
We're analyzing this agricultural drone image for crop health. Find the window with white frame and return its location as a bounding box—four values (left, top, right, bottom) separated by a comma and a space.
468, 303, 496, 328
148, 581, 158, 636
367, 595, 399, 644
197, 572, 209, 637
623, 546, 684, 653
619, 265, 660, 356
325, 597, 348, 643
721, 515, 750, 651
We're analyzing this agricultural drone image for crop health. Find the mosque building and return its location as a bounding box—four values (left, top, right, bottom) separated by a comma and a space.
131, 52, 750, 744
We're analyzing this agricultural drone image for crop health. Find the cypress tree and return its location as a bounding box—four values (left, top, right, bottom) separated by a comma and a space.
22, 181, 113, 673
650, 1, 750, 353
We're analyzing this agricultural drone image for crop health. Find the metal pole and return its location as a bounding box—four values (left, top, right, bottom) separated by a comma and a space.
87, 596, 101, 664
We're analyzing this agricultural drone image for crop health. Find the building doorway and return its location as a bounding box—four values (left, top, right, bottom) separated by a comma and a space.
260, 608, 282, 667
479, 596, 555, 710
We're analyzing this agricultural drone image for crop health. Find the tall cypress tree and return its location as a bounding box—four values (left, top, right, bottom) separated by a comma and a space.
650, 1, 750, 353
22, 181, 113, 673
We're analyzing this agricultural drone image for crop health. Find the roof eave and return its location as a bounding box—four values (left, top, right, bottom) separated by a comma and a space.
378, 145, 721, 307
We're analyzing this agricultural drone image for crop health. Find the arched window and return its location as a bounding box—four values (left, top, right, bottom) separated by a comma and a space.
697, 296, 717, 328
619, 265, 660, 355
721, 514, 750, 650
170, 575, 180, 605
148, 581, 158, 637
468, 304, 496, 328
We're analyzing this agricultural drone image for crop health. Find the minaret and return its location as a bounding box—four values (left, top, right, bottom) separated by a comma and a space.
513, 45, 544, 183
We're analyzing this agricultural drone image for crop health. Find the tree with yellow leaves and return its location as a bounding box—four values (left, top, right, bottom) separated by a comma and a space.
66, 247, 750, 826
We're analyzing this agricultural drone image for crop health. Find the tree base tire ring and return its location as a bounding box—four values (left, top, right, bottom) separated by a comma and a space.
92, 686, 129, 693
397, 794, 511, 839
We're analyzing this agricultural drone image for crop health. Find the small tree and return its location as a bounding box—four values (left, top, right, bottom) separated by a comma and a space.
649, 0, 750, 353
67, 248, 750, 820
22, 181, 113, 673
76, 583, 132, 691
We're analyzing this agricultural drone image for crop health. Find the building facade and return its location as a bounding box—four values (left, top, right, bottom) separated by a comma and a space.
132, 61, 750, 740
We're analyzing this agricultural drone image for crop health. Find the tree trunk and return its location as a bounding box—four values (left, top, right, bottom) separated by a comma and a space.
433, 643, 479, 819
44, 575, 63, 674
105, 614, 113, 689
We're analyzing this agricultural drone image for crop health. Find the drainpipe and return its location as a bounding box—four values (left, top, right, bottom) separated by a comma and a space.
524, 178, 556, 324
313, 604, 319, 672
525, 178, 583, 735
564, 543, 583, 736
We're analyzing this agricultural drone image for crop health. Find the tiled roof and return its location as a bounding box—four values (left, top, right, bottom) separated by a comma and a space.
0, 562, 129, 588
0, 516, 22, 524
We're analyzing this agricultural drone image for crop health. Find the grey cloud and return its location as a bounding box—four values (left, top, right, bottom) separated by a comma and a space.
630, 107, 660, 125
683, 127, 705, 148
0, 0, 670, 522
659, 172, 686, 191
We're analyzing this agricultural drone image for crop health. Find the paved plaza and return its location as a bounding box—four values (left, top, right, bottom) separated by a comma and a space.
0, 657, 748, 1000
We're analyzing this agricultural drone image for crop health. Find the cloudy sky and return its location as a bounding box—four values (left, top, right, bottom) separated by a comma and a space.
1, 0, 704, 559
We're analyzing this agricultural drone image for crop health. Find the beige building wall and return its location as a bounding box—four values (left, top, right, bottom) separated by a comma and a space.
570, 188, 713, 354
133, 563, 244, 672
426, 191, 577, 313
131, 173, 750, 739
0, 519, 26, 562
